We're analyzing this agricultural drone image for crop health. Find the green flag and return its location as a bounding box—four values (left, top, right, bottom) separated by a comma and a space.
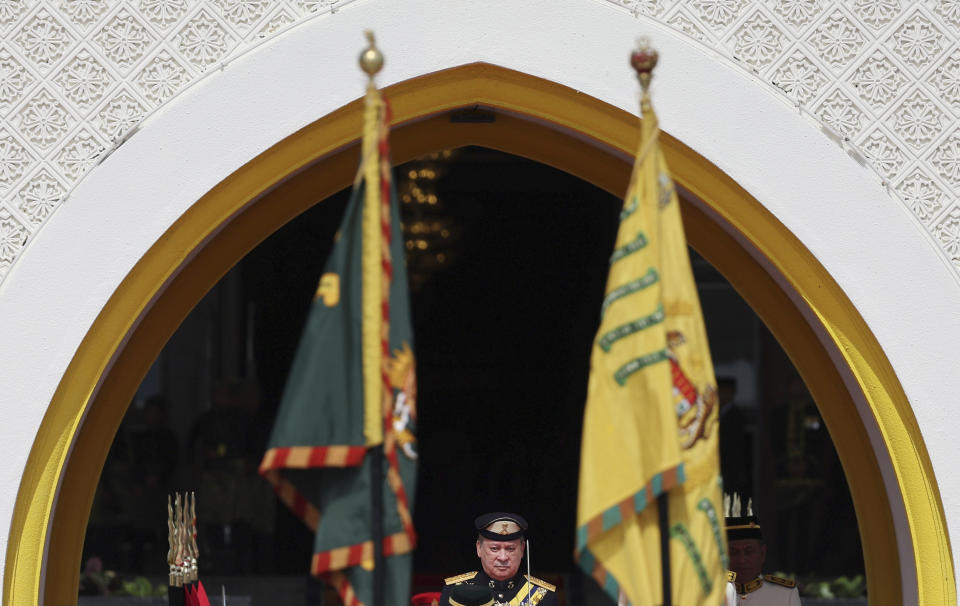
260, 81, 417, 606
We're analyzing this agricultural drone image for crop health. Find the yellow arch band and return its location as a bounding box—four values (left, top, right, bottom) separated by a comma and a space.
4, 63, 953, 606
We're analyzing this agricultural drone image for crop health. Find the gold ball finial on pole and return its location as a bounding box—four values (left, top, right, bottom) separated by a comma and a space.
359, 30, 384, 78
630, 36, 658, 92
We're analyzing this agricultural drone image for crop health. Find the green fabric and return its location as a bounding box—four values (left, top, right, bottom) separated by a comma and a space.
267, 176, 417, 605
269, 181, 367, 449
343, 544, 415, 606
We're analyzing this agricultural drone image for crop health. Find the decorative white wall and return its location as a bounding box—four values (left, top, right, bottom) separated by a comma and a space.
0, 0, 958, 599
1, 0, 959, 281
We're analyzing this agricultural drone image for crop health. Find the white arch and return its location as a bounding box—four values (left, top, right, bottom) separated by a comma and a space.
0, 0, 957, 597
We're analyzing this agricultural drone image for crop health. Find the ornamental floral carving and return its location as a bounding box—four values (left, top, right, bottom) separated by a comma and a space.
257, 8, 297, 38
54, 49, 113, 112
932, 131, 960, 188
94, 10, 153, 72
16, 88, 72, 150
14, 10, 74, 71
0, 49, 35, 113
639, 0, 667, 16
851, 50, 905, 109
693, 0, 747, 29
295, 0, 340, 14
619, 0, 666, 16
0, 0, 959, 285
932, 0, 960, 32
816, 88, 864, 138
0, 132, 32, 194
852, 0, 901, 30
55, 128, 103, 182
17, 167, 63, 224
930, 49, 960, 111
771, 0, 822, 29
731, 12, 784, 68
175, 10, 234, 70
96, 89, 146, 141
897, 168, 946, 223
139, 0, 188, 29
215, 0, 270, 29
888, 88, 945, 150
772, 50, 827, 103
934, 206, 960, 265
887, 12, 945, 70
808, 10, 866, 71
135, 51, 190, 105
860, 128, 906, 179
59, 0, 110, 29
0, 206, 28, 274
0, 0, 29, 31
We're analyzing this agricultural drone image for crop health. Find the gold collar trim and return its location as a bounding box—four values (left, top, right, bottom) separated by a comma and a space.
735, 577, 763, 595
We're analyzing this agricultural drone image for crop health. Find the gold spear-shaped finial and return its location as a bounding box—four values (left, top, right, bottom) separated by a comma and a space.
182, 492, 193, 583
630, 36, 658, 93
359, 30, 384, 79
180, 493, 191, 583
173, 492, 185, 587
167, 494, 177, 586
188, 492, 199, 582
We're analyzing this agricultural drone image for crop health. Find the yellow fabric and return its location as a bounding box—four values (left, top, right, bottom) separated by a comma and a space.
361, 83, 384, 447
577, 91, 725, 606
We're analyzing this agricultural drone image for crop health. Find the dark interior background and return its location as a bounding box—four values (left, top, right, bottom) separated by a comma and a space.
82, 147, 863, 602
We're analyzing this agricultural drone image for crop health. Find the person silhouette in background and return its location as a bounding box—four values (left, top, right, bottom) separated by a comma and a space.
726, 496, 801, 605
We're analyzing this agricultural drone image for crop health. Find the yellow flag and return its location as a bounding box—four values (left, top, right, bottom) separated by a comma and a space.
575, 44, 726, 606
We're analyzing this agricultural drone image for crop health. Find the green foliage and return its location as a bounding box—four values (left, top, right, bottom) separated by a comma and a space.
798, 574, 866, 599
78, 568, 166, 597
78, 569, 120, 596
116, 576, 167, 597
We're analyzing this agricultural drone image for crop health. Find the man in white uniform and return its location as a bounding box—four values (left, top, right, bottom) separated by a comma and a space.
726, 510, 801, 605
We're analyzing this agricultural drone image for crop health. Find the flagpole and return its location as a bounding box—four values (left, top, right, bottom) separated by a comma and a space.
360, 31, 387, 606
371, 444, 385, 606
629, 38, 673, 606
657, 493, 672, 606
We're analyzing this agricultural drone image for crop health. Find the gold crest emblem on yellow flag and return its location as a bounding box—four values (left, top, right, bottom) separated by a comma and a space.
575, 39, 726, 606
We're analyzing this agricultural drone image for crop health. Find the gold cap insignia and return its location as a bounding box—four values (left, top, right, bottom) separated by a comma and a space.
488, 520, 521, 536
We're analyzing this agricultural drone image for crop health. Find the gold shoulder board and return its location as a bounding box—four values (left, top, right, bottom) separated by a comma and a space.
445, 572, 478, 585
726, 571, 737, 583
764, 575, 796, 588
525, 576, 556, 592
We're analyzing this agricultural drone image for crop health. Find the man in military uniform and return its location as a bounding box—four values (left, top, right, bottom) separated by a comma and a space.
440, 513, 558, 606
727, 511, 801, 605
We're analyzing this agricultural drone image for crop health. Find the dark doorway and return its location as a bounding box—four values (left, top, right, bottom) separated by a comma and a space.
81, 147, 863, 603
